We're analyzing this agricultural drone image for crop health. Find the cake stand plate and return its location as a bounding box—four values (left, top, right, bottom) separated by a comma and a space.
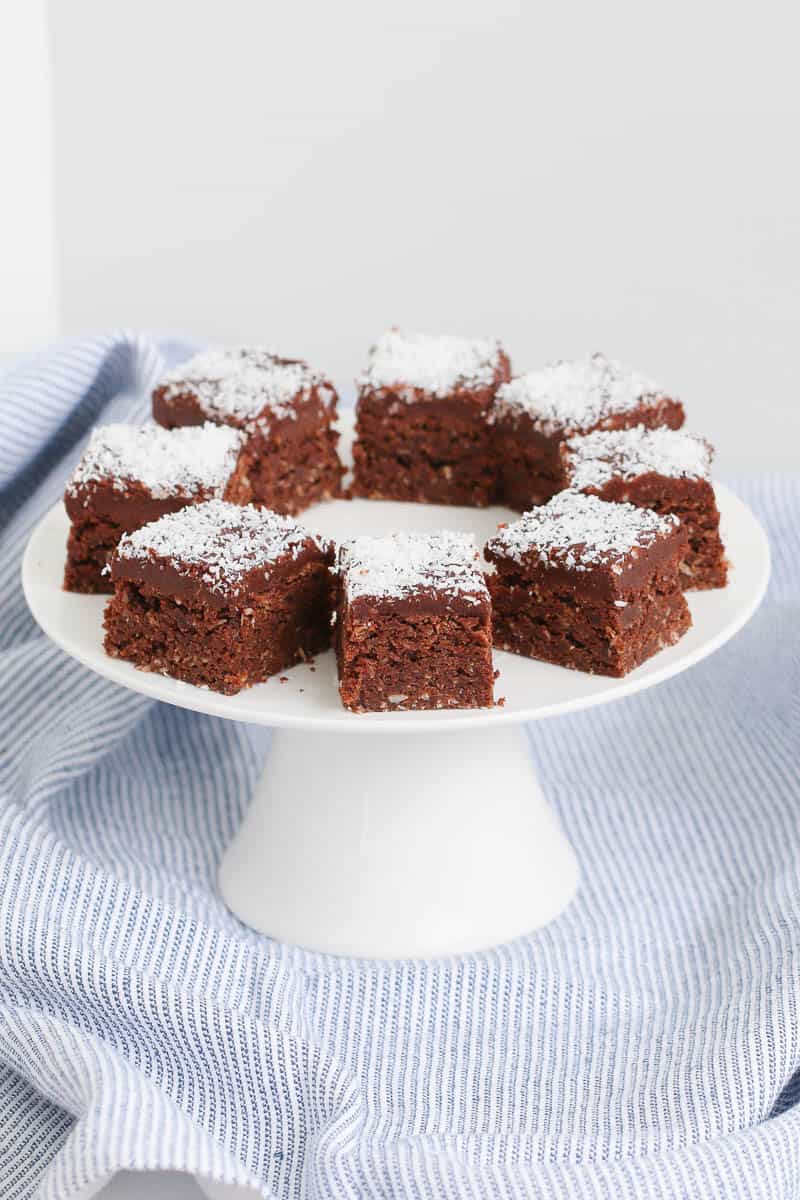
22, 470, 769, 958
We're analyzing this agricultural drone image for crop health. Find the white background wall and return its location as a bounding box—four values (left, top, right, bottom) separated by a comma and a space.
0, 0, 60, 352
15, 2, 800, 469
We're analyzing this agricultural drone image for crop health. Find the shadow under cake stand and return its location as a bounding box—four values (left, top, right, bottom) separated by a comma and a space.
22, 423, 769, 960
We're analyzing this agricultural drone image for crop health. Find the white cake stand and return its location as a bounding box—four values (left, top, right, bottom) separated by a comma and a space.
21, 424, 770, 958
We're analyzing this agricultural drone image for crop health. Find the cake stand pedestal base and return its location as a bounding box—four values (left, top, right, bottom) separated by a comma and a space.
218, 723, 579, 958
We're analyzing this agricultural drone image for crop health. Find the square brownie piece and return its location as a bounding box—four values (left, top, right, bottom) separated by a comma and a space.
492, 353, 685, 510
485, 491, 691, 677
64, 422, 250, 594
104, 500, 334, 695
351, 330, 511, 506
335, 531, 494, 712
152, 347, 344, 515
562, 426, 728, 590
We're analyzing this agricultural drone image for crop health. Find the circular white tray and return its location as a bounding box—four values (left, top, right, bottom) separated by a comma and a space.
21, 421, 770, 957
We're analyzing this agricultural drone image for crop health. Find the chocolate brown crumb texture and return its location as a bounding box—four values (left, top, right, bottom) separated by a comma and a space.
152, 347, 344, 515
561, 426, 728, 589
492, 353, 685, 510
335, 531, 495, 712
351, 330, 511, 507
64, 423, 250, 594
103, 500, 335, 694
486, 491, 691, 677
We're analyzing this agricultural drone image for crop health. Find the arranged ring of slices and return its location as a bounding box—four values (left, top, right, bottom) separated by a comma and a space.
62, 333, 729, 711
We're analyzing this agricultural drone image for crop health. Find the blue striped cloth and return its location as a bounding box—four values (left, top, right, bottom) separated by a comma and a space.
1, 334, 798, 1200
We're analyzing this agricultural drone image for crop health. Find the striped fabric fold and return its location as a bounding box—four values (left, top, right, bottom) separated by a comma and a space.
0, 335, 798, 1200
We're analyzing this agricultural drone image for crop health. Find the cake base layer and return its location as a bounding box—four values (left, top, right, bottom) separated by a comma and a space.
489, 575, 691, 677
104, 563, 333, 694
336, 609, 495, 712
351, 447, 497, 507
247, 427, 343, 515
64, 517, 123, 594
493, 429, 565, 510
352, 396, 496, 506
681, 534, 728, 589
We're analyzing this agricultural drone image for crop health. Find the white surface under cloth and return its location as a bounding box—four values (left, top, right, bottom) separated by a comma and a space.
0, 335, 798, 1199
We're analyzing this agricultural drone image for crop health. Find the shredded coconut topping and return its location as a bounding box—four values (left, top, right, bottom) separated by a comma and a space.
565, 427, 713, 491
115, 500, 325, 595
67, 423, 244, 498
493, 352, 673, 434
339, 531, 488, 603
487, 491, 679, 572
156, 347, 327, 426
359, 329, 504, 398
